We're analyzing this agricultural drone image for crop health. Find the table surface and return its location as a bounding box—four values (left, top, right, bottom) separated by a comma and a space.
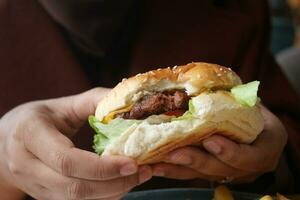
122, 188, 300, 200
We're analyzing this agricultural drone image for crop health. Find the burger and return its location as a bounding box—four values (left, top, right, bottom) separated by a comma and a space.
89, 62, 264, 164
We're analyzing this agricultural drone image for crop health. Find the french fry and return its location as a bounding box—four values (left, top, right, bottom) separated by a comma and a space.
277, 193, 290, 200
213, 185, 234, 200
259, 195, 273, 200
212, 185, 292, 200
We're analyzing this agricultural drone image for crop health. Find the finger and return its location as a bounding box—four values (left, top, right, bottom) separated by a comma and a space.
138, 165, 153, 184
260, 105, 287, 142
202, 134, 281, 172
165, 146, 245, 178
24, 124, 138, 180
49, 87, 111, 127
88, 193, 125, 200
6, 139, 56, 200
28, 158, 149, 199
230, 172, 262, 184
152, 163, 221, 180
202, 105, 286, 172
8, 138, 131, 199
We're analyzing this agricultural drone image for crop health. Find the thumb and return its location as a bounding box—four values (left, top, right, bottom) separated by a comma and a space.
49, 87, 111, 127
71, 87, 111, 122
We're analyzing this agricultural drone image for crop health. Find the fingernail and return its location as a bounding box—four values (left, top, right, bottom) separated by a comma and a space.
169, 153, 192, 165
138, 166, 152, 184
120, 163, 138, 176
203, 141, 222, 154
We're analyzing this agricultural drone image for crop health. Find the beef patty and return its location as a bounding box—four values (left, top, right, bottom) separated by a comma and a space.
118, 90, 189, 119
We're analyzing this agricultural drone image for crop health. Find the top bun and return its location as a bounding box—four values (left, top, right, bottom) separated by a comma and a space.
96, 62, 242, 121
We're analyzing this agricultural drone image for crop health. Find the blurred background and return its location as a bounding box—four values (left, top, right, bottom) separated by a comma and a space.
269, 0, 300, 95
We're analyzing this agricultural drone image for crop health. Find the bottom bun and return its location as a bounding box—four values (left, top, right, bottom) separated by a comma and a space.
102, 91, 264, 165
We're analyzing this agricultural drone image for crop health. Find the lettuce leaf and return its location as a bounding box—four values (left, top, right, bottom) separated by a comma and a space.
172, 100, 196, 121
230, 81, 260, 107
188, 99, 196, 114
93, 132, 110, 155
89, 116, 140, 154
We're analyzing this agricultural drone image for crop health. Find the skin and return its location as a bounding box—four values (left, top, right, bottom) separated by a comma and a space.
152, 105, 288, 183
0, 88, 287, 199
0, 88, 152, 200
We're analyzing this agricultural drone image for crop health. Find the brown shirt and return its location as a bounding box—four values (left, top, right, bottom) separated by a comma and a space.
2, 0, 300, 198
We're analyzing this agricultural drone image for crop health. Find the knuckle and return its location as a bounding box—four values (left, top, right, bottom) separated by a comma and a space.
191, 156, 207, 171
222, 147, 239, 164
8, 161, 21, 175
55, 151, 73, 176
16, 114, 42, 145
94, 163, 109, 180
66, 181, 89, 199
187, 151, 207, 171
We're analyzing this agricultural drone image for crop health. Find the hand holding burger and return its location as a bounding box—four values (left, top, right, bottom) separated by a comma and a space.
0, 88, 152, 200
151, 105, 287, 183
90, 62, 287, 183
90, 62, 263, 163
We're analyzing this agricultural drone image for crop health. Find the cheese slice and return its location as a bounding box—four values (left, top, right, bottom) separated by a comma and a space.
102, 105, 132, 124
